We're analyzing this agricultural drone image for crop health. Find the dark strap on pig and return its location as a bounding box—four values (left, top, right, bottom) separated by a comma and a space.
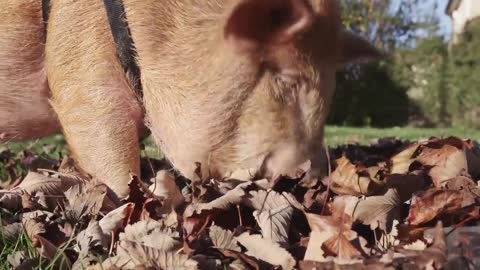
40, 1, 150, 141
42, 0, 50, 39
41, 0, 143, 102
103, 0, 143, 102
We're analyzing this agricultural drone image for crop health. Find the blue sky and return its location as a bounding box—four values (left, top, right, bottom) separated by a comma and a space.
436, 0, 453, 37
392, 0, 452, 38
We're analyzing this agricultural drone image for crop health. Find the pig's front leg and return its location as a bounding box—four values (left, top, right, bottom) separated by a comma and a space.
45, 0, 143, 199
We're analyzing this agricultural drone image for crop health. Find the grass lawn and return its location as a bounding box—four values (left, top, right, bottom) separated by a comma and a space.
324, 126, 480, 146
1, 126, 480, 182
2, 126, 480, 157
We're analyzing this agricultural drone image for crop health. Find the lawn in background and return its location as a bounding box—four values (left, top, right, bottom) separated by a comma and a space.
324, 126, 480, 146
2, 126, 480, 156
2, 126, 480, 181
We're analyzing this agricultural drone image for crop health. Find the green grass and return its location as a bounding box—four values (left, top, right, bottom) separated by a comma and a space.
0, 222, 37, 270
2, 126, 480, 159
324, 126, 480, 146
2, 126, 479, 183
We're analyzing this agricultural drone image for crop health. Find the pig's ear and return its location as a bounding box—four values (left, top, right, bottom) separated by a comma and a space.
337, 30, 385, 66
224, 0, 314, 53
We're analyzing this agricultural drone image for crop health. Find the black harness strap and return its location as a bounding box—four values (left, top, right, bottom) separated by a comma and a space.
42, 0, 50, 40
41, 0, 143, 102
103, 0, 143, 101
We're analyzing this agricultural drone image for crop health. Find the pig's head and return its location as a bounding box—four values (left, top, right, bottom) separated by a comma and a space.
130, 0, 383, 181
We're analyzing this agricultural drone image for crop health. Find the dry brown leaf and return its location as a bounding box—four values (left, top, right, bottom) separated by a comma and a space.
119, 220, 181, 252
21, 191, 48, 211
209, 225, 241, 252
349, 188, 402, 232
396, 221, 447, 269
329, 156, 385, 196
235, 233, 296, 270
415, 142, 467, 187
99, 203, 135, 237
444, 175, 480, 196
303, 231, 331, 261
22, 218, 46, 246
0, 171, 84, 211
183, 182, 254, 217
305, 212, 361, 260
0, 192, 22, 211
76, 221, 107, 259
1, 223, 22, 242
254, 205, 293, 245
113, 241, 198, 269
246, 190, 300, 245
63, 183, 107, 222
7, 251, 38, 270
408, 189, 476, 225
246, 189, 303, 211
36, 235, 72, 270
228, 259, 250, 270
390, 144, 419, 174
149, 170, 184, 209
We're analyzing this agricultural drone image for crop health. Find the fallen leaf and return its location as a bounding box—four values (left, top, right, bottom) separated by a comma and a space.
396, 221, 447, 269
149, 170, 184, 209
209, 225, 241, 251
1, 171, 84, 211
7, 251, 38, 270
36, 235, 72, 270
63, 183, 107, 223
99, 203, 135, 237
329, 156, 385, 196
408, 189, 476, 225
303, 231, 331, 261
0, 223, 22, 242
236, 233, 296, 270
390, 144, 419, 174
349, 188, 402, 232
444, 174, 480, 197
414, 141, 467, 187
305, 212, 361, 260
183, 182, 254, 217
247, 190, 300, 245
22, 218, 46, 247
119, 220, 181, 252
114, 241, 198, 269
76, 221, 108, 259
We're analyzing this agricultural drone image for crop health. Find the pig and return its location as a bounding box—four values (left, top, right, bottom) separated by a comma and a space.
0, 0, 382, 199
0, 0, 60, 142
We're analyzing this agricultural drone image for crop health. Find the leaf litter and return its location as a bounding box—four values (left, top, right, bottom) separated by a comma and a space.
1, 136, 480, 269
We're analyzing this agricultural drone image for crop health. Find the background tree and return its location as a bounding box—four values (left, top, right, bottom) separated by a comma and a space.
329, 0, 441, 127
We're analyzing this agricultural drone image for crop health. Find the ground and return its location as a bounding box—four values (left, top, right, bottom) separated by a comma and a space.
1, 126, 480, 269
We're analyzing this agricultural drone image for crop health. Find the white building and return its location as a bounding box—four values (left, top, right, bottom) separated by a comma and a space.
446, 0, 480, 44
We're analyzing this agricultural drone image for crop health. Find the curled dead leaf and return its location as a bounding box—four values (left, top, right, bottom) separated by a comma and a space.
99, 203, 135, 237
329, 156, 385, 196
149, 170, 184, 209
408, 189, 476, 226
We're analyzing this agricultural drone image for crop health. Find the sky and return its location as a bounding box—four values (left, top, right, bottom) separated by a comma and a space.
436, 0, 453, 37
393, 0, 453, 38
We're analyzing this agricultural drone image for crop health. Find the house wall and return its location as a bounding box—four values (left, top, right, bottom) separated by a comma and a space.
451, 0, 480, 43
